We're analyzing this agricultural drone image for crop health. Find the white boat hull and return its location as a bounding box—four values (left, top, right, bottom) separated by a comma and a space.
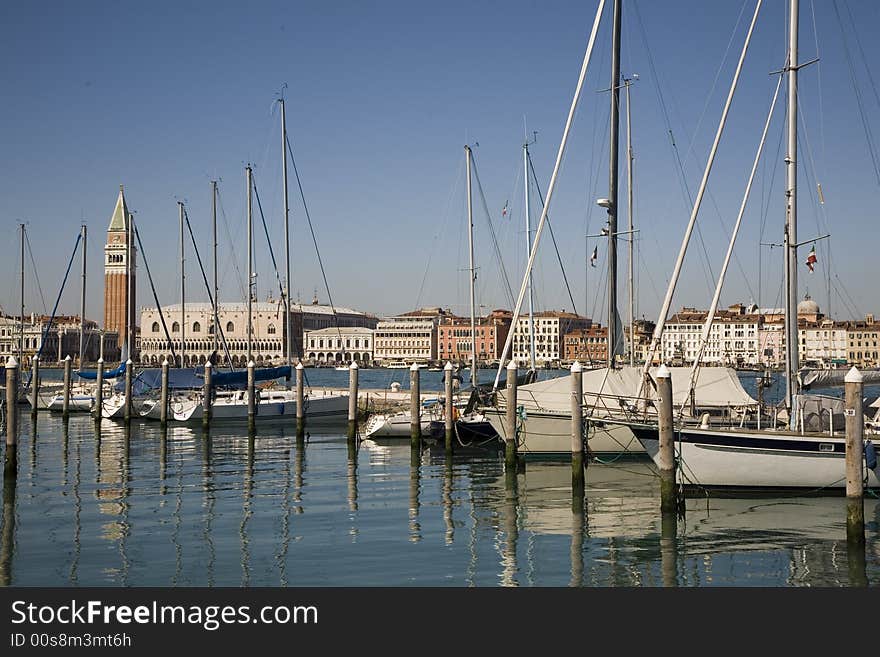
172, 390, 349, 425
364, 411, 436, 438
630, 424, 880, 490
481, 407, 643, 455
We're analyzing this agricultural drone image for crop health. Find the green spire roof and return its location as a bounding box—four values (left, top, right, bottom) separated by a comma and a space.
108, 185, 129, 231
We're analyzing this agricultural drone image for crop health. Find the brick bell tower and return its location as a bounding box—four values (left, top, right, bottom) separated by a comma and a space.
103, 185, 137, 359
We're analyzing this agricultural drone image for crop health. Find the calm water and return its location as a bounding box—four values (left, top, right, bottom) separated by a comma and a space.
2, 369, 879, 587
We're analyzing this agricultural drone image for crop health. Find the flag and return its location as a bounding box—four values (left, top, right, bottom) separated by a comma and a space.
805, 245, 817, 273
590, 245, 598, 268
501, 200, 509, 218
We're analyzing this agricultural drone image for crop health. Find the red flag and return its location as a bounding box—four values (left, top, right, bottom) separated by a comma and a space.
501, 200, 509, 218
590, 245, 598, 267
805, 245, 817, 273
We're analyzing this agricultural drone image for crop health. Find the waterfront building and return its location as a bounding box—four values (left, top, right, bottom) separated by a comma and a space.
437, 309, 512, 366
0, 314, 113, 366
304, 326, 374, 365
138, 299, 375, 367
661, 304, 761, 366
844, 314, 879, 367
563, 325, 607, 365
373, 307, 450, 365
103, 185, 137, 360
757, 317, 785, 367
510, 311, 590, 367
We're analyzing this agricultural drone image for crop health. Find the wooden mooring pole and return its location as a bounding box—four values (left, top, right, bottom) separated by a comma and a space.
5, 357, 18, 450
159, 359, 169, 427
94, 358, 104, 422
505, 360, 518, 469
247, 360, 256, 433
410, 363, 420, 448
657, 364, 677, 514
123, 359, 133, 423
444, 361, 454, 452
295, 362, 305, 437
62, 354, 72, 420
844, 366, 865, 547
347, 361, 359, 441
202, 360, 213, 429
570, 360, 584, 493
29, 357, 38, 418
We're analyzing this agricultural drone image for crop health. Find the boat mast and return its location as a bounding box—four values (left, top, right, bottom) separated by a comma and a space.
212, 180, 219, 361
624, 76, 635, 367
179, 201, 186, 368
246, 165, 253, 365
524, 138, 537, 371
19, 223, 24, 369
280, 97, 292, 372
784, 0, 800, 413
606, 0, 622, 369
126, 211, 133, 364
465, 144, 478, 386
79, 223, 87, 368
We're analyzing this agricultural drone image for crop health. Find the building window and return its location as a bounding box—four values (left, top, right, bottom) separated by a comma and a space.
151, 322, 160, 333
226, 322, 235, 333
268, 324, 276, 335
193, 322, 201, 333
172, 322, 180, 333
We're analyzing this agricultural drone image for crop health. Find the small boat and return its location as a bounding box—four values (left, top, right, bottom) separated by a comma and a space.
364, 403, 443, 438
385, 362, 410, 369
44, 393, 94, 413
334, 365, 350, 371
170, 388, 349, 425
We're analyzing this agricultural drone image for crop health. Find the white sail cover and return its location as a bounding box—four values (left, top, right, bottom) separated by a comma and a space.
498, 365, 756, 412
799, 368, 880, 389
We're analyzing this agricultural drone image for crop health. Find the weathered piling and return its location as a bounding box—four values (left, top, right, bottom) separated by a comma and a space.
661, 509, 678, 587
247, 360, 256, 432
123, 358, 133, 423
94, 358, 104, 422
5, 357, 18, 449
844, 366, 865, 546
62, 354, 72, 419
656, 364, 677, 514
505, 360, 518, 469
409, 363, 420, 447
570, 360, 585, 493
444, 361, 454, 452
295, 362, 305, 436
202, 360, 213, 429
159, 359, 169, 427
0, 448, 17, 586
347, 361, 359, 441
29, 357, 38, 417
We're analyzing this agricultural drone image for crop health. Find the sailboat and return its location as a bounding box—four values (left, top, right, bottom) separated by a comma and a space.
627, 0, 880, 490
171, 101, 348, 426
478, 0, 757, 456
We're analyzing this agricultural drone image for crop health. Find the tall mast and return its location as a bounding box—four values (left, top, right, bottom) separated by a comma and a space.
465, 145, 477, 386
179, 201, 186, 368
246, 165, 253, 365
126, 212, 133, 363
524, 140, 537, 371
784, 0, 800, 413
280, 97, 292, 371
79, 223, 87, 367
19, 223, 24, 368
606, 0, 622, 369
212, 180, 219, 360
624, 76, 635, 367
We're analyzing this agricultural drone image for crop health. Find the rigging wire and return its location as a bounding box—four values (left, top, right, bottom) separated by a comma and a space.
214, 183, 247, 302
469, 154, 515, 310
24, 229, 48, 314
133, 218, 177, 365
182, 207, 234, 368
527, 153, 579, 317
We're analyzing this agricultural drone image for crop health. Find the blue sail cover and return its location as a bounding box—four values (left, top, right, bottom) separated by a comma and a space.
76, 361, 127, 380
212, 365, 291, 387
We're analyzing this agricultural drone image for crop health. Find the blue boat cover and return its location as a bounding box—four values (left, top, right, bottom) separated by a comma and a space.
76, 361, 127, 380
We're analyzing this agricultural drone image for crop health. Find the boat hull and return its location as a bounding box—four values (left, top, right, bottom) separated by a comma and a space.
630, 424, 880, 490
481, 407, 643, 455
173, 392, 349, 425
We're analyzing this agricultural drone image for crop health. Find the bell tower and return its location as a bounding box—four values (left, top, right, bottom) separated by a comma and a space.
103, 185, 137, 357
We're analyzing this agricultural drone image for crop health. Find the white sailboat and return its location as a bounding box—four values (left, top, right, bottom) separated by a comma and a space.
628, 0, 880, 491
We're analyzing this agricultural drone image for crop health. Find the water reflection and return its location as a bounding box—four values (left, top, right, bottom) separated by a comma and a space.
0, 413, 877, 586
0, 449, 17, 586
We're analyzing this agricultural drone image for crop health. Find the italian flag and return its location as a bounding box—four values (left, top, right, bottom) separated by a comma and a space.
805, 245, 817, 273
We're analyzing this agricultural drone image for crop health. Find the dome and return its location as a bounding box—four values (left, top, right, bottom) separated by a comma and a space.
797, 294, 820, 316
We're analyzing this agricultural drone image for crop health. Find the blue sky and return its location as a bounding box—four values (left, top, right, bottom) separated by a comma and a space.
1, 0, 878, 327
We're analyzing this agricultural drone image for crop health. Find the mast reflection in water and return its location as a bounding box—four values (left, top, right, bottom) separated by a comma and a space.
0, 414, 876, 586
